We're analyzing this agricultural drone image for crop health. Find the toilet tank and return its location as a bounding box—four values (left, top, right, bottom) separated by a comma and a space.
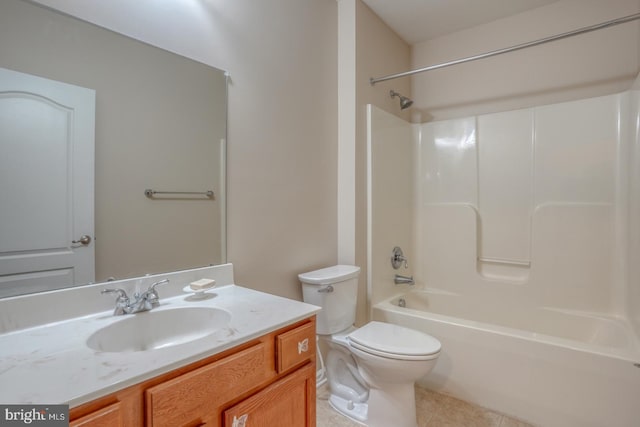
299, 265, 360, 335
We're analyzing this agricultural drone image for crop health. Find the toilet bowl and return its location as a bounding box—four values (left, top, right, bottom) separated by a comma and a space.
323, 328, 369, 422
299, 265, 441, 427
347, 321, 440, 427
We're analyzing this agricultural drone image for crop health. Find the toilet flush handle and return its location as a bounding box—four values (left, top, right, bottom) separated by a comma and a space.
317, 285, 334, 293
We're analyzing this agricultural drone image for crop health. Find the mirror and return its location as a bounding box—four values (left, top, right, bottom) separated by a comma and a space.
0, 0, 227, 297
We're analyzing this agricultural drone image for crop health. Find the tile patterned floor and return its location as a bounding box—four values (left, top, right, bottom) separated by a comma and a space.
316, 385, 534, 427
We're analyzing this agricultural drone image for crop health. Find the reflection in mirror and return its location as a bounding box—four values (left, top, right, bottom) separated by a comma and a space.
0, 0, 227, 298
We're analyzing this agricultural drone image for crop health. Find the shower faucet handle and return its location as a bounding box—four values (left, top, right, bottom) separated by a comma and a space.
391, 246, 409, 269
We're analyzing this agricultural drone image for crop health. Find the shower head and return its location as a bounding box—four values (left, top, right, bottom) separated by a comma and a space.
390, 90, 413, 110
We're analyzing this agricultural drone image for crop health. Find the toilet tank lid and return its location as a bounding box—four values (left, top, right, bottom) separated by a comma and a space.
298, 265, 360, 285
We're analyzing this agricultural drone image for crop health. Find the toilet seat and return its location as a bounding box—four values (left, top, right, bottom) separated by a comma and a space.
347, 321, 441, 361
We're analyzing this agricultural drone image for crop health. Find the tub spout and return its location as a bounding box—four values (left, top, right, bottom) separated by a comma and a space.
394, 274, 414, 285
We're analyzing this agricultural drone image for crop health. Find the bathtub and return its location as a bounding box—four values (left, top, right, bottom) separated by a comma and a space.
373, 289, 640, 427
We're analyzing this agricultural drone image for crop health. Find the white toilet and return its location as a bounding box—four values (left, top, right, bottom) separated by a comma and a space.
299, 265, 441, 427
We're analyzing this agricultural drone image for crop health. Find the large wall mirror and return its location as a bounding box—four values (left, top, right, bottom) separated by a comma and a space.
0, 0, 227, 298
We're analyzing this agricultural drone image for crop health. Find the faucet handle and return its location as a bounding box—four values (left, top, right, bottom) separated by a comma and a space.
102, 288, 130, 315
148, 278, 169, 292
145, 279, 169, 307
101, 288, 129, 300
391, 246, 409, 269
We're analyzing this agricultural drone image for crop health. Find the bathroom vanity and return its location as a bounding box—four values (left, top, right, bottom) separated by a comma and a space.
0, 265, 320, 427
70, 317, 316, 426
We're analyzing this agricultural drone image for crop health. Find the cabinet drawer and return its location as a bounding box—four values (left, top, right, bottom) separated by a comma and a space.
70, 402, 122, 427
146, 342, 269, 427
276, 321, 315, 373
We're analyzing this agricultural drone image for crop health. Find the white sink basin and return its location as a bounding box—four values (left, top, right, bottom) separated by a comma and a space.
87, 307, 231, 352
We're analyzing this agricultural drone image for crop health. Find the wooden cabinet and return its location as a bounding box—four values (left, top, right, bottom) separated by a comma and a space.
69, 317, 316, 427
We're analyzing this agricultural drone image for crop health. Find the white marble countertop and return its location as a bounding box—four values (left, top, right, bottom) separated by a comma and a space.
0, 284, 319, 407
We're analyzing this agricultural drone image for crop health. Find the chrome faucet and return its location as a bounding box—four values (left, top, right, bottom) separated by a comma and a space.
102, 279, 169, 315
391, 246, 409, 269
394, 274, 414, 285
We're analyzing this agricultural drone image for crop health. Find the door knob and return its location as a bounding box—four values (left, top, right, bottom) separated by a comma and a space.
72, 235, 92, 245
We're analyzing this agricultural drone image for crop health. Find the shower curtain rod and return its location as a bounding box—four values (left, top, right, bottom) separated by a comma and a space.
370, 12, 640, 85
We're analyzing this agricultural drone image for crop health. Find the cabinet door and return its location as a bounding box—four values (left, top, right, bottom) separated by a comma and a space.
223, 364, 315, 427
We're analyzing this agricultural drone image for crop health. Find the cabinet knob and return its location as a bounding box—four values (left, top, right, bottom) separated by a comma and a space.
297, 338, 309, 354
232, 414, 248, 427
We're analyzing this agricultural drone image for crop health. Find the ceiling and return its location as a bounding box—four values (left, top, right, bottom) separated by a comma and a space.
362, 0, 561, 45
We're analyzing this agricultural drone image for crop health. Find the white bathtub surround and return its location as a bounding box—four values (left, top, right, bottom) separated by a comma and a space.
628, 86, 640, 341
367, 82, 640, 426
380, 290, 640, 361
374, 294, 640, 427
0, 264, 320, 406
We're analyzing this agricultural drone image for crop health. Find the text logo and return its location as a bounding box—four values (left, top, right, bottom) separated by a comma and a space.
1, 405, 68, 426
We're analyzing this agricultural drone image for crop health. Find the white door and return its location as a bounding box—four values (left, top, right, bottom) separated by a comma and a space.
0, 67, 95, 297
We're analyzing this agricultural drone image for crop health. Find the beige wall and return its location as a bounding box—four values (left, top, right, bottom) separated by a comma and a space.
412, 0, 640, 121
0, 0, 226, 283
220, 1, 338, 299
31, 0, 339, 300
